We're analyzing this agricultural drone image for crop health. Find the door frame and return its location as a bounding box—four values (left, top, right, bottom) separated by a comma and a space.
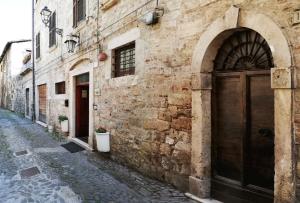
69, 58, 94, 149
189, 6, 295, 202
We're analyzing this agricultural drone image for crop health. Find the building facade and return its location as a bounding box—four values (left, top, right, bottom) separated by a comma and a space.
3, 0, 299, 202
0, 40, 32, 115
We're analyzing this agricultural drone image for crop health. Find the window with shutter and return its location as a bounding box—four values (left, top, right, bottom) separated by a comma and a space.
49, 12, 56, 47
36, 33, 40, 59
73, 0, 86, 27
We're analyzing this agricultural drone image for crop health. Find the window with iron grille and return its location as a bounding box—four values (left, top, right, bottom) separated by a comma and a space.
73, 0, 86, 27
114, 42, 135, 77
36, 32, 40, 59
49, 12, 56, 47
55, 81, 66, 94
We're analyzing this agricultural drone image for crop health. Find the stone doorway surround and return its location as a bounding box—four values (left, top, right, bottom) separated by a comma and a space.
69, 58, 95, 150
189, 6, 295, 203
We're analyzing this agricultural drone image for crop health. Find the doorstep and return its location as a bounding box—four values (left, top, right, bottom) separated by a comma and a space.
36, 121, 47, 128
69, 137, 94, 151
185, 193, 222, 203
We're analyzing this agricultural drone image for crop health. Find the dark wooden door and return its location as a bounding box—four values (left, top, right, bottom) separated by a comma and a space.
26, 88, 29, 116
75, 85, 89, 139
212, 71, 274, 203
38, 84, 47, 123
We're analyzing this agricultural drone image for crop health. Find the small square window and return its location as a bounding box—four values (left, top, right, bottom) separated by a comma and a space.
114, 42, 135, 78
55, 82, 65, 94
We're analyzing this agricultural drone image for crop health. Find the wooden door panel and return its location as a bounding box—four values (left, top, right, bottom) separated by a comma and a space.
26, 89, 29, 116
38, 84, 47, 123
76, 85, 89, 138
247, 75, 274, 190
213, 72, 274, 202
215, 76, 243, 182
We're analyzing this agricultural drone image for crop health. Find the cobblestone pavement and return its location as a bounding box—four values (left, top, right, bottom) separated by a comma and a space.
0, 109, 197, 203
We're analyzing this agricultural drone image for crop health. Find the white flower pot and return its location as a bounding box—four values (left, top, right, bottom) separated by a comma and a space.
48, 125, 54, 133
61, 120, 69, 132
95, 132, 110, 152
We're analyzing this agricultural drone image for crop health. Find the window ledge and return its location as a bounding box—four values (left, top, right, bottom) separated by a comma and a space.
36, 57, 41, 63
101, 0, 119, 11
48, 44, 58, 53
52, 94, 67, 100
106, 75, 139, 88
73, 19, 88, 32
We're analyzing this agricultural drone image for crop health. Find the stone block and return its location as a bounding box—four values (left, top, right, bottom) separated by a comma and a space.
160, 144, 172, 156
271, 68, 293, 89
175, 141, 191, 152
191, 73, 212, 90
144, 119, 170, 132
189, 176, 210, 198
168, 94, 191, 106
171, 117, 192, 130
165, 136, 175, 145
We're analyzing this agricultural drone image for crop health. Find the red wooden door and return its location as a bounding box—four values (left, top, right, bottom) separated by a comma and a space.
75, 85, 89, 139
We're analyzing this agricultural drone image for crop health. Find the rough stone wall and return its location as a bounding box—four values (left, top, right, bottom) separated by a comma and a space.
33, 0, 300, 195
92, 0, 300, 192
34, 0, 98, 130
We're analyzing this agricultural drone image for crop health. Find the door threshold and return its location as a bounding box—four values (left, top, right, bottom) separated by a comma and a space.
36, 121, 47, 128
70, 137, 94, 151
185, 193, 222, 203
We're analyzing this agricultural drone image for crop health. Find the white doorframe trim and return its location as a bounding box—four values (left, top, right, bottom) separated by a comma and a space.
69, 59, 94, 149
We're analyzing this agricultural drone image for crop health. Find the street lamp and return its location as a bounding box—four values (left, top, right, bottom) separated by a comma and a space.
40, 6, 52, 26
40, 6, 63, 36
64, 34, 80, 53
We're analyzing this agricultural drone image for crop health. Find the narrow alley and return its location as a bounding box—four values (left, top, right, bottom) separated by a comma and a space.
0, 108, 195, 203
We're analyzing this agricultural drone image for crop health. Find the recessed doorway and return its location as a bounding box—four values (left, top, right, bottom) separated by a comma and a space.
212, 29, 274, 202
75, 73, 89, 143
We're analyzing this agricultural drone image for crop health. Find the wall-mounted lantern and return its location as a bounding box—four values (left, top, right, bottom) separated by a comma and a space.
40, 6, 52, 26
40, 6, 63, 36
139, 7, 164, 25
64, 34, 80, 53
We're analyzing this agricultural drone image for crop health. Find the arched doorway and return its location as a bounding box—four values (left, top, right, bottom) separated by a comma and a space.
211, 29, 274, 202
189, 6, 295, 203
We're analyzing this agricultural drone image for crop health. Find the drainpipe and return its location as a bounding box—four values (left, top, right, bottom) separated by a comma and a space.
31, 0, 36, 122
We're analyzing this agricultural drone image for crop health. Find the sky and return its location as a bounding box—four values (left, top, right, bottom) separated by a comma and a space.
0, 0, 32, 52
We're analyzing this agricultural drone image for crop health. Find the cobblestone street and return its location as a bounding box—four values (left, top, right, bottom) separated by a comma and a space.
0, 108, 196, 203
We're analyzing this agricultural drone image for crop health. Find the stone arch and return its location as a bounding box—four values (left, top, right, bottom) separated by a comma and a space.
189, 6, 295, 203
69, 58, 92, 71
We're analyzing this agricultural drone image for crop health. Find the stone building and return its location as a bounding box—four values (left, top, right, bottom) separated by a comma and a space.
0, 40, 32, 115
6, 0, 300, 202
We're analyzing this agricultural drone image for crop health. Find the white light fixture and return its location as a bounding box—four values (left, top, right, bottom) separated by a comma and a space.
40, 6, 63, 36
64, 34, 80, 53
140, 8, 164, 25
40, 6, 52, 26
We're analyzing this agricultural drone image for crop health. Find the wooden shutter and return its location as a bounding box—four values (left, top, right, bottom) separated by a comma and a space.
78, 0, 85, 22
73, 0, 77, 27
36, 33, 40, 59
49, 12, 56, 47
25, 88, 29, 116
38, 84, 47, 123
